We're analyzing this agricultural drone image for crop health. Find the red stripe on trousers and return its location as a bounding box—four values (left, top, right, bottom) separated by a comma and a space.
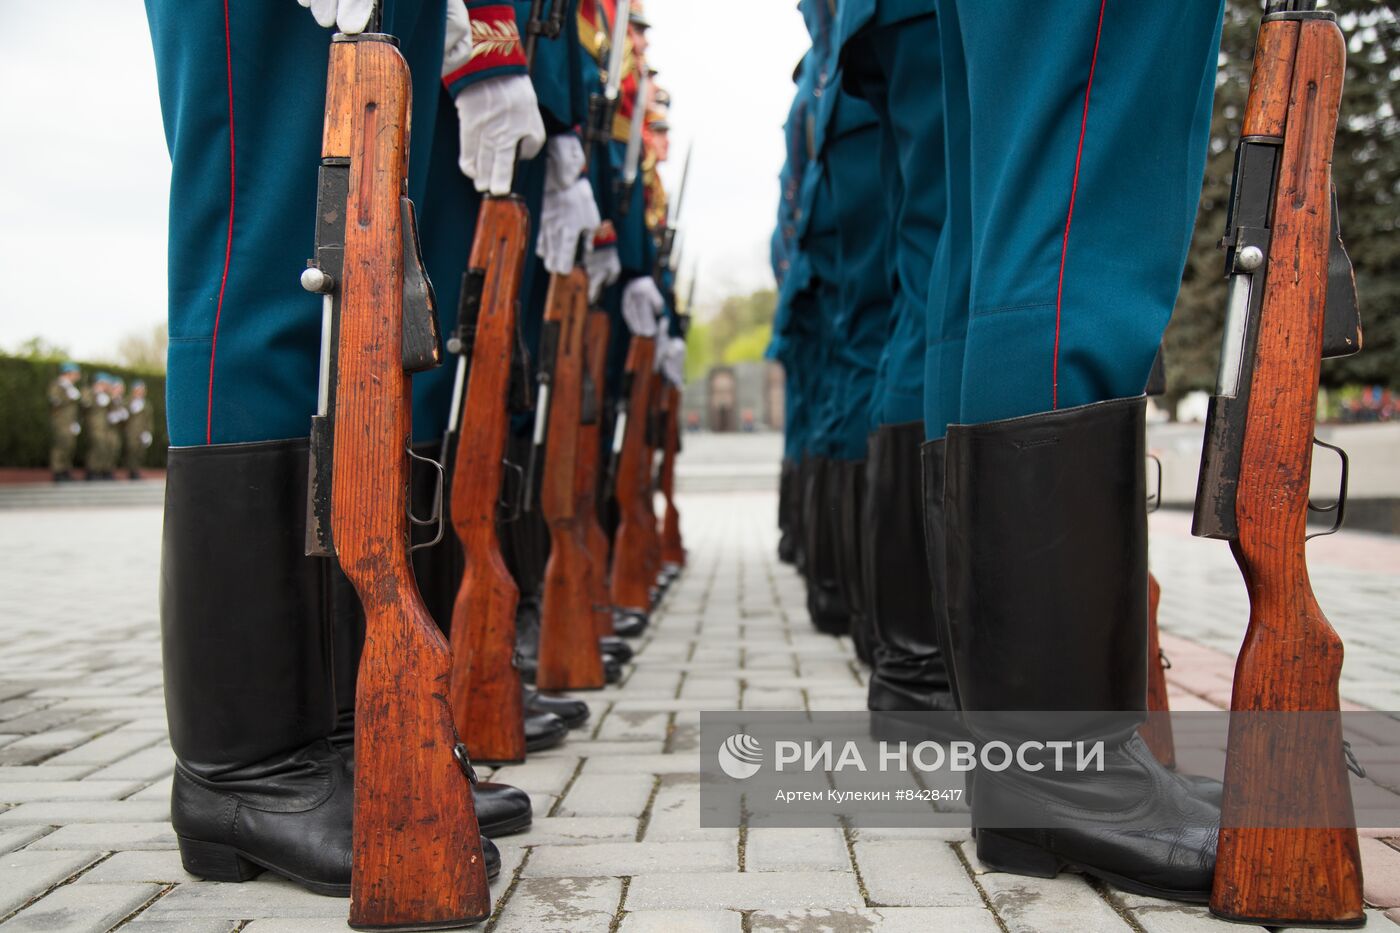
208, 0, 237, 444
1053, 0, 1109, 409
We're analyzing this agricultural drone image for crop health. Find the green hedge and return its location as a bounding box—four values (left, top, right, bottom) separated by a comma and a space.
0, 356, 168, 469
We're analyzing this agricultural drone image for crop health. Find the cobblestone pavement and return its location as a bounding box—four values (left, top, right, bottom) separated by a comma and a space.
2, 479, 1400, 931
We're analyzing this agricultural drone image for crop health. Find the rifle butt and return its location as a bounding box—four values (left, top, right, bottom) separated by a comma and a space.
579, 311, 616, 637
538, 525, 606, 690
609, 338, 656, 612
350, 597, 491, 930
1140, 571, 1176, 769
449, 556, 526, 765
1210, 17, 1361, 926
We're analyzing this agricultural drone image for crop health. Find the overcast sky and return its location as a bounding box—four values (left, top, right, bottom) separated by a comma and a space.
0, 1, 809, 360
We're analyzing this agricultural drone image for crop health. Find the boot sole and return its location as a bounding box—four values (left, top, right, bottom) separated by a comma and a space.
178, 835, 350, 897
976, 829, 1210, 905
478, 810, 532, 839
180, 835, 503, 897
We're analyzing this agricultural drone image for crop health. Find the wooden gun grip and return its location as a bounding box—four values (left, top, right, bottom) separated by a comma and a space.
660, 385, 686, 568
324, 36, 490, 930
538, 268, 606, 690
1212, 16, 1362, 928
447, 195, 531, 766
579, 311, 616, 639
609, 336, 657, 613
1140, 572, 1175, 769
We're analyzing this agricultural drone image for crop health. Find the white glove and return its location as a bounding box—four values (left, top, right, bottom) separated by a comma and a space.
586, 245, 621, 302
538, 139, 600, 275
454, 76, 546, 195
661, 336, 687, 387
442, 1, 472, 76
64, 385, 80, 401
297, 0, 374, 32
140, 431, 154, 448
622, 277, 665, 338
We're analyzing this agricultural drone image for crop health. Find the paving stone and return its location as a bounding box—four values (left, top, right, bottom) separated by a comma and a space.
0, 767, 94, 783
0, 781, 142, 804
618, 909, 743, 933
75, 850, 190, 884
556, 773, 655, 818
525, 840, 735, 877
28, 822, 174, 851
137, 877, 348, 920
744, 828, 848, 872
241, 922, 354, 932
751, 907, 1003, 933
978, 871, 1131, 932
851, 838, 982, 907
597, 710, 672, 741
0, 850, 102, 916
126, 922, 238, 933
0, 826, 47, 854
1364, 836, 1400, 908
0, 801, 170, 825
490, 876, 621, 933
43, 731, 164, 769
503, 817, 639, 846
626, 871, 863, 911
582, 753, 700, 775
488, 759, 579, 796
641, 781, 736, 843
84, 745, 174, 782
0, 881, 160, 932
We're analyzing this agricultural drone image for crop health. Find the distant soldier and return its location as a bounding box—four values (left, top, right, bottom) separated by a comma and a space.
108, 378, 131, 478
47, 362, 83, 482
124, 380, 154, 480
82, 373, 115, 480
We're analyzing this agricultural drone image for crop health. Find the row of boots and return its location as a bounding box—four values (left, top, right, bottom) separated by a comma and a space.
161, 435, 668, 896
779, 398, 1219, 902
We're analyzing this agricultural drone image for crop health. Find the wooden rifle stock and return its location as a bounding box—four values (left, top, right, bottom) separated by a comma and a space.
448, 197, 530, 765
580, 311, 616, 638
642, 371, 665, 589
317, 35, 490, 930
1140, 572, 1175, 769
536, 268, 606, 690
1204, 11, 1363, 927
659, 384, 685, 568
608, 336, 656, 613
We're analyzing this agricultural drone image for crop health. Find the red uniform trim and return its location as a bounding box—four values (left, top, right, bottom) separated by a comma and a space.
208, 0, 237, 444
1053, 0, 1108, 410
442, 5, 527, 88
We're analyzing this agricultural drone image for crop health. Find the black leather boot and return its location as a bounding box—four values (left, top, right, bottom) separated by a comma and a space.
162, 440, 352, 896
612, 608, 647, 639
833, 459, 873, 665
801, 457, 851, 636
525, 710, 569, 751
777, 459, 798, 564
599, 636, 635, 663
864, 425, 957, 715
518, 596, 624, 684
944, 398, 1217, 903
792, 458, 810, 576
525, 686, 590, 730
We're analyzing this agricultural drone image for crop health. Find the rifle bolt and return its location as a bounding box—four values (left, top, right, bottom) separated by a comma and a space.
1237, 245, 1264, 271
300, 267, 334, 294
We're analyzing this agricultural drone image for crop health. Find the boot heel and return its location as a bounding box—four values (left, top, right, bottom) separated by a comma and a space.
178, 837, 263, 882
976, 830, 1061, 879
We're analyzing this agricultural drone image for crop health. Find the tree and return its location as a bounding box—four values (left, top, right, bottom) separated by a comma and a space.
721, 323, 773, 365
1164, 0, 1400, 409
116, 323, 169, 373
9, 336, 71, 362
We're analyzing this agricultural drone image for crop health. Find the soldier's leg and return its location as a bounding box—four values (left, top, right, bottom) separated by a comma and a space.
846, 13, 956, 713
935, 0, 1226, 900
146, 0, 448, 894
51, 429, 75, 479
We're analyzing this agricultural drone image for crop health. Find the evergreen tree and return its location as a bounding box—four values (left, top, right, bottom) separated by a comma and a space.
1164, 0, 1399, 413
